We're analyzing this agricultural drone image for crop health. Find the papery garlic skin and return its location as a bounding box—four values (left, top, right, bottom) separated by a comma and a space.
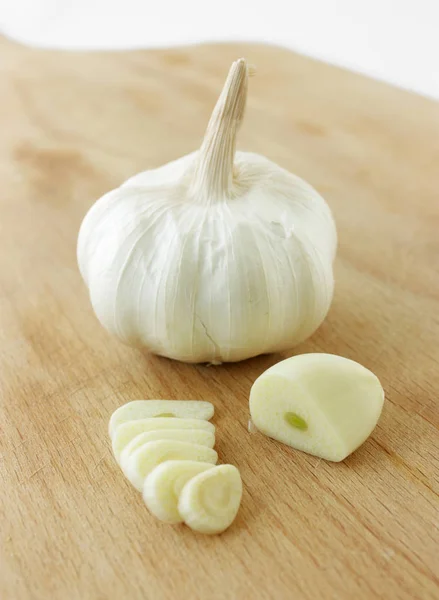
78, 59, 337, 364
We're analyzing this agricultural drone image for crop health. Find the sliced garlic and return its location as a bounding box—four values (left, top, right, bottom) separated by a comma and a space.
122, 440, 218, 491
249, 353, 385, 462
178, 465, 242, 534
111, 418, 215, 462
109, 400, 214, 436
123, 428, 215, 456
119, 429, 215, 470
143, 460, 216, 524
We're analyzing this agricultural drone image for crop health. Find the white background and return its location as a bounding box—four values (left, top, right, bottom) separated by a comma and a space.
1, 0, 438, 99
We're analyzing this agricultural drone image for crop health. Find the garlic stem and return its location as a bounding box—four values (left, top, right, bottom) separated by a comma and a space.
191, 58, 248, 200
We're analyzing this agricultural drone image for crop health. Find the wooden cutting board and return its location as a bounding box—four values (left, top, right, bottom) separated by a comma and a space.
0, 35, 438, 600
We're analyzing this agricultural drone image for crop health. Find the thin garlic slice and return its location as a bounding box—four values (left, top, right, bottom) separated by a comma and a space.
178, 464, 242, 534
249, 353, 385, 462
143, 460, 216, 524
111, 418, 215, 462
123, 440, 218, 491
119, 429, 215, 470
109, 400, 214, 436
124, 429, 215, 456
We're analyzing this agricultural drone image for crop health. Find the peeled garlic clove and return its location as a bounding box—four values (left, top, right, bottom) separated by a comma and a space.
111, 418, 215, 462
143, 460, 216, 524
123, 440, 218, 491
178, 465, 242, 535
119, 429, 215, 471
108, 400, 214, 436
249, 353, 385, 462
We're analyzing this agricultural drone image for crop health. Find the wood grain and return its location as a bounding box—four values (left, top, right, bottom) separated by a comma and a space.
0, 36, 438, 600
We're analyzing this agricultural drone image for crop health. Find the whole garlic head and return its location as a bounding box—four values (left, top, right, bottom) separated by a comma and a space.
78, 59, 337, 364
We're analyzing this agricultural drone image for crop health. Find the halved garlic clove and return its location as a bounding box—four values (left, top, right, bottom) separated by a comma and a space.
249, 353, 385, 462
109, 400, 214, 436
119, 429, 215, 470
111, 418, 215, 462
178, 465, 242, 534
143, 460, 216, 524
122, 440, 218, 491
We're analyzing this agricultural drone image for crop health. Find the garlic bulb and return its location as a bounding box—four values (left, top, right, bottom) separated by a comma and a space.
78, 58, 337, 363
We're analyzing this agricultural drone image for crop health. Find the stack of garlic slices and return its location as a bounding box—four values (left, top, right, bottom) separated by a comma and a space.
109, 400, 242, 534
